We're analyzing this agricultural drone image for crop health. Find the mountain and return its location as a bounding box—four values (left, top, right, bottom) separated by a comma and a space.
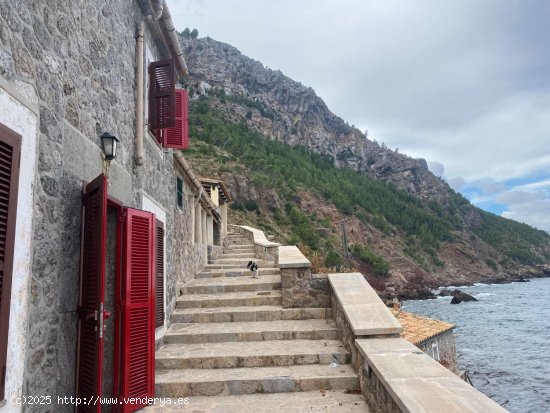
179, 34, 550, 298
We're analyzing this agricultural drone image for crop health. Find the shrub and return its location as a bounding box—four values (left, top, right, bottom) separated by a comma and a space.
243, 199, 260, 212
325, 250, 344, 268
485, 258, 498, 270
352, 244, 389, 276
230, 202, 245, 212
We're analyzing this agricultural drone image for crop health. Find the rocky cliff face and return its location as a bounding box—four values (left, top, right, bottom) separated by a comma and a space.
181, 36, 448, 203
179, 35, 550, 297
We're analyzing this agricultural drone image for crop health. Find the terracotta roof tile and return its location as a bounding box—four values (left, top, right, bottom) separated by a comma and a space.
392, 310, 455, 346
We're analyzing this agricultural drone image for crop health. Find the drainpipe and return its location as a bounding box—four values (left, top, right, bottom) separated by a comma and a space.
135, 1, 164, 166
158, 0, 189, 77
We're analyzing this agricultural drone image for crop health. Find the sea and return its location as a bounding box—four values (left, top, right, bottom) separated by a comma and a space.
403, 277, 550, 413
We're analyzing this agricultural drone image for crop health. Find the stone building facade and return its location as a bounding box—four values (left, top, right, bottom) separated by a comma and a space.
0, 1, 225, 412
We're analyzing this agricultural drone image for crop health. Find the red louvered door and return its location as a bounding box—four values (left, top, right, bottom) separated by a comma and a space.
0, 124, 21, 401
120, 208, 155, 413
76, 174, 108, 413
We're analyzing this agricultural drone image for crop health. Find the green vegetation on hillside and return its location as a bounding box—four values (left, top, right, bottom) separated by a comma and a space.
475, 210, 548, 264
191, 97, 452, 248
351, 244, 390, 276
187, 94, 550, 268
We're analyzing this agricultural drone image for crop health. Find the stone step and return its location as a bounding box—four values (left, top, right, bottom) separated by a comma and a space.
223, 249, 256, 255
197, 268, 279, 279
223, 248, 255, 252
227, 239, 252, 244
211, 258, 274, 266
224, 244, 255, 250
170, 306, 332, 324
155, 364, 358, 397
176, 290, 282, 309
164, 319, 337, 344
218, 253, 260, 259
181, 275, 281, 294
142, 390, 368, 412
155, 340, 350, 370
204, 263, 272, 270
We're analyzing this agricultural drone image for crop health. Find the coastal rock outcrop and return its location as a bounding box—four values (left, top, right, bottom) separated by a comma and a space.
450, 291, 478, 304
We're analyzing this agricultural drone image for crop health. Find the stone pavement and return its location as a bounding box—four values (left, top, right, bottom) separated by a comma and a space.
149, 231, 369, 411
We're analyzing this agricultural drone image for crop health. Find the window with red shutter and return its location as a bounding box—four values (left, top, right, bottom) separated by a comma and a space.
155, 220, 164, 328
148, 59, 176, 130
154, 89, 189, 150
0, 123, 20, 401
120, 208, 155, 413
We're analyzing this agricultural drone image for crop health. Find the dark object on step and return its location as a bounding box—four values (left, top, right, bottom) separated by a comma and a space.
247, 260, 259, 278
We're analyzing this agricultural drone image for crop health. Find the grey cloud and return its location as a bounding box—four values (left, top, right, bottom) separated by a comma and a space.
448, 177, 466, 191
428, 161, 444, 177
496, 190, 546, 205
475, 180, 507, 195
502, 199, 550, 233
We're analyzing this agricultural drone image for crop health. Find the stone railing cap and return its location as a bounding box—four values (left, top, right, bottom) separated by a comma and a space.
329, 273, 402, 336
278, 245, 311, 268
238, 225, 281, 247
356, 337, 509, 413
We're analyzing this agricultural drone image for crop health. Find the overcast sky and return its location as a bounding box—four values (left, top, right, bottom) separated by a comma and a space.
167, 0, 550, 232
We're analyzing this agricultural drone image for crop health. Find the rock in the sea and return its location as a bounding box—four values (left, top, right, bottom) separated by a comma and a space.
515, 278, 530, 283
450, 290, 478, 304
438, 289, 454, 297
398, 288, 436, 300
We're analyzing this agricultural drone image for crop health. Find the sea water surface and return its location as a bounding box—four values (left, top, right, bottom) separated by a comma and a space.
403, 277, 550, 413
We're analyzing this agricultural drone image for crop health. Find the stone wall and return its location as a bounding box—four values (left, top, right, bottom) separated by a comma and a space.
358, 360, 402, 413
281, 269, 331, 308
331, 296, 363, 371
233, 225, 279, 263
417, 331, 458, 373
0, 1, 210, 411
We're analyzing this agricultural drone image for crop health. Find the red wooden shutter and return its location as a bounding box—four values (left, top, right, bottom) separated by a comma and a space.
155, 220, 164, 328
148, 59, 176, 130
76, 174, 108, 413
163, 89, 189, 149
0, 124, 20, 401
121, 208, 155, 413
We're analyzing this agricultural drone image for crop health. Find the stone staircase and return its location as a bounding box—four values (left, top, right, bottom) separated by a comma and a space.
151, 230, 368, 412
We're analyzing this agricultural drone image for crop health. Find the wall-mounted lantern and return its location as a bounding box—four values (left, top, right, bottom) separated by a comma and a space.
100, 132, 119, 160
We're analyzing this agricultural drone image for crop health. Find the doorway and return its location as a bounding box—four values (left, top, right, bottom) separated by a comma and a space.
75, 175, 156, 413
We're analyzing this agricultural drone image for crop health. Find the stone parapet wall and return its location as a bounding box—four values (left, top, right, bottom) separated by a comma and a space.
358, 361, 401, 413
233, 225, 280, 263
328, 273, 508, 413
278, 245, 330, 308
281, 269, 330, 308
332, 295, 362, 369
